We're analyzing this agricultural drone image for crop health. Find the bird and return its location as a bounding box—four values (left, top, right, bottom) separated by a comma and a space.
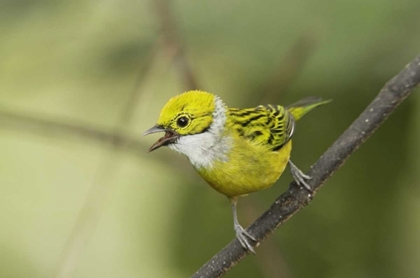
143, 90, 330, 253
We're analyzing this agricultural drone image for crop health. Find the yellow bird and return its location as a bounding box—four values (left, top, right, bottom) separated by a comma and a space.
143, 90, 330, 253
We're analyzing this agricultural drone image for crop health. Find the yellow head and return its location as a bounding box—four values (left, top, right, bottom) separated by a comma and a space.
156, 90, 216, 135
143, 90, 227, 155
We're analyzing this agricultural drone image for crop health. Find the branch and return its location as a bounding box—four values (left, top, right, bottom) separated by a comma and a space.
192, 54, 420, 278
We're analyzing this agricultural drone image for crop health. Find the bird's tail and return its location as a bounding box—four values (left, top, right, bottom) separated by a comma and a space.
287, 97, 331, 121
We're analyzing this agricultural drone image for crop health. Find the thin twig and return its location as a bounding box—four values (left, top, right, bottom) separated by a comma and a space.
154, 0, 199, 90
53, 43, 159, 278
256, 32, 319, 104
0, 107, 142, 148
191, 54, 420, 278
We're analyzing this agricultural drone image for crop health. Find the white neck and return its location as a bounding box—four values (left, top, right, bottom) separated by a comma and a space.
168, 96, 231, 169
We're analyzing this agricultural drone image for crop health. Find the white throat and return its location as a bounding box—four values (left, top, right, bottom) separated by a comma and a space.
168, 97, 231, 169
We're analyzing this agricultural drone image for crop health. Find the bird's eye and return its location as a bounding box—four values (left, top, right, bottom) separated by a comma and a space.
177, 116, 189, 127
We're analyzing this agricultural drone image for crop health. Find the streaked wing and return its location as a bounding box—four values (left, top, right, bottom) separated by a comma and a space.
228, 105, 295, 151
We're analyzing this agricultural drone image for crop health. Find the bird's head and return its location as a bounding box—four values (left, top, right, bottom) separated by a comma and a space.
143, 90, 224, 152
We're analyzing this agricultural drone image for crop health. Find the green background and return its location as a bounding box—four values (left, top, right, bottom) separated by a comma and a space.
0, 0, 419, 277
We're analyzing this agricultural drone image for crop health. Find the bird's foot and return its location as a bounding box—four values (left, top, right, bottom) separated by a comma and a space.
234, 223, 257, 254
289, 160, 312, 192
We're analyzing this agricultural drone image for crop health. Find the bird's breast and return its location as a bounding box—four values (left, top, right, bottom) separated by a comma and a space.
196, 138, 292, 197
169, 131, 233, 169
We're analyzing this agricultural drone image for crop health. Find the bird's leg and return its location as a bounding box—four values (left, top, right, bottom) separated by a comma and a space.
289, 160, 312, 191
229, 197, 257, 254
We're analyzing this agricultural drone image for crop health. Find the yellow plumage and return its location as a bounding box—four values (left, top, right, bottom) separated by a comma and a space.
197, 131, 292, 198
143, 90, 330, 253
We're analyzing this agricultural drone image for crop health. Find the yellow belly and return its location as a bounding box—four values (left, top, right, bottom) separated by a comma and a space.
196, 140, 292, 198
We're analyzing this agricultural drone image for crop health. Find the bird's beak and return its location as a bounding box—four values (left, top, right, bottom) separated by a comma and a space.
143, 125, 180, 152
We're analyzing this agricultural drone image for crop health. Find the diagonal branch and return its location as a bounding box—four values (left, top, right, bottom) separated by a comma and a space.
191, 54, 420, 278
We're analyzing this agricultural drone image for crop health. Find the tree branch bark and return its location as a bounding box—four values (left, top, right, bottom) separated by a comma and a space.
191, 54, 420, 278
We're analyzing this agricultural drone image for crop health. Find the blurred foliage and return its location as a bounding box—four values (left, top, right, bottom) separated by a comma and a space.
0, 0, 419, 278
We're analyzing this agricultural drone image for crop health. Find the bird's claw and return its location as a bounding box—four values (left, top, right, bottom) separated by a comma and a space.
234, 223, 257, 254
289, 160, 312, 192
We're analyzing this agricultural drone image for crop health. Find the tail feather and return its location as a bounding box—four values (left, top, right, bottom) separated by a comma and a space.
287, 96, 331, 121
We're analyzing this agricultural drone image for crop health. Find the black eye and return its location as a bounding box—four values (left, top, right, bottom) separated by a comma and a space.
177, 116, 189, 127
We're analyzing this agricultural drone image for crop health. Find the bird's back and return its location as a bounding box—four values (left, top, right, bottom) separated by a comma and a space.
227, 104, 294, 151
196, 97, 330, 197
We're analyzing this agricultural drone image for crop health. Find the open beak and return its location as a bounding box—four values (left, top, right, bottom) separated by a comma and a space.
142, 125, 180, 152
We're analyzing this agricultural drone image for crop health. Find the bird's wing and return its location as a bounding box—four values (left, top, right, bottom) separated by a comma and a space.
228, 105, 295, 151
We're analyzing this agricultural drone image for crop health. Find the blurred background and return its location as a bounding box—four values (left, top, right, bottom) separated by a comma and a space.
0, 0, 419, 277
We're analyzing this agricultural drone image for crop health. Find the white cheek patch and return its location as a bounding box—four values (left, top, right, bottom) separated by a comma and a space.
168, 96, 231, 169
